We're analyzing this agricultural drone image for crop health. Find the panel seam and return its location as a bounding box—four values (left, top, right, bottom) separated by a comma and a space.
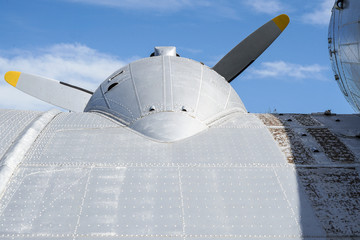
177, 167, 186, 240
129, 63, 143, 116
194, 65, 204, 114
272, 167, 301, 230
73, 166, 93, 239
163, 56, 166, 109
0, 109, 60, 199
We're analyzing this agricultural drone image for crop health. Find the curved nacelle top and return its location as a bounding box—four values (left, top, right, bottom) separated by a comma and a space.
84, 56, 247, 141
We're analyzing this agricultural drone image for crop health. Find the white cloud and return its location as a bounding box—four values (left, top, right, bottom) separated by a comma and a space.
243, 0, 285, 15
247, 61, 328, 81
64, 0, 242, 19
67, 0, 210, 11
0, 43, 132, 111
302, 0, 334, 25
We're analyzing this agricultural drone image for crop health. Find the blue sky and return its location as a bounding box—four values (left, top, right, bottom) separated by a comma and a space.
0, 0, 354, 113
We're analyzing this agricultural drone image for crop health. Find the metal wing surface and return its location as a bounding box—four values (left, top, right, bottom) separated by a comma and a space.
0, 109, 359, 239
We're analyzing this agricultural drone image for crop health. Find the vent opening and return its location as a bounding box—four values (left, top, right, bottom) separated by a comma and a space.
107, 83, 118, 92
108, 70, 124, 82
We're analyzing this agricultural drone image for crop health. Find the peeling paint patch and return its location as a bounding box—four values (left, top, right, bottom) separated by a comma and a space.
257, 114, 284, 126
293, 114, 322, 126
307, 128, 355, 163
298, 168, 360, 236
269, 128, 314, 164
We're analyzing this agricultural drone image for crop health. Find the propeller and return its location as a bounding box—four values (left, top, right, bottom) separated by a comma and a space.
212, 14, 290, 82
3, 15, 289, 111
4, 71, 93, 112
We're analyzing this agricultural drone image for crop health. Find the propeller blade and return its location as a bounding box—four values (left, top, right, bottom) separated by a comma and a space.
4, 71, 93, 112
212, 14, 290, 82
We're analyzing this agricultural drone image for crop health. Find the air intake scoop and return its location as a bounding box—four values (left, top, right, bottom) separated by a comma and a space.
153, 46, 177, 56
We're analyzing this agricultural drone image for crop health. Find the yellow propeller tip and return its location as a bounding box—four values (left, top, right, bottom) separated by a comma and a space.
4, 71, 21, 87
272, 14, 290, 31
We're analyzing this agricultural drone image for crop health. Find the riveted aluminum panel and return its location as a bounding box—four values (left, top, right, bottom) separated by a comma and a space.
0, 109, 12, 115
0, 165, 323, 239
130, 57, 164, 114
272, 167, 326, 236
213, 113, 265, 128
23, 113, 285, 166
181, 167, 324, 238
0, 110, 41, 159
76, 167, 183, 236
1, 164, 323, 239
2, 112, 359, 239
49, 112, 121, 129
23, 112, 121, 163
92, 65, 142, 124
0, 166, 185, 239
0, 167, 89, 236
195, 67, 231, 121
171, 57, 202, 115
106, 78, 142, 124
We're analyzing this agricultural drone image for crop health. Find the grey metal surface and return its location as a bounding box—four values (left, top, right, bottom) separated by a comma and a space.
0, 109, 59, 198
0, 110, 41, 159
130, 112, 207, 142
22, 112, 282, 166
0, 110, 327, 239
2, 166, 321, 238
84, 56, 246, 141
329, 0, 360, 112
0, 111, 359, 239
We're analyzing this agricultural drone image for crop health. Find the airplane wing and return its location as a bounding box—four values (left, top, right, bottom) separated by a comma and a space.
0, 109, 359, 239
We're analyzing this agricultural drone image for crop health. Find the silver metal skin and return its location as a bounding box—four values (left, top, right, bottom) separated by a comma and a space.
329, 0, 360, 112
0, 109, 359, 239
85, 50, 246, 142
